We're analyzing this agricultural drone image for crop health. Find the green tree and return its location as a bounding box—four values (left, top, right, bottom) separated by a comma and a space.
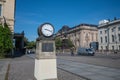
61, 38, 74, 49
0, 24, 13, 57
26, 41, 36, 49
67, 38, 74, 48
55, 37, 74, 49
55, 37, 62, 50
24, 37, 29, 47
0, 24, 4, 57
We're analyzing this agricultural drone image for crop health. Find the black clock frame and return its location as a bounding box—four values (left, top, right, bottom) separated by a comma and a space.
38, 23, 55, 38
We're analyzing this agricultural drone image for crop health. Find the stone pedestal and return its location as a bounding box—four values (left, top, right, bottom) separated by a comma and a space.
34, 40, 57, 80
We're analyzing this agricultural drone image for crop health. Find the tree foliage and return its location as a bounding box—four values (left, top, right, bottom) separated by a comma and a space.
24, 37, 29, 47
0, 24, 13, 57
0, 25, 4, 56
67, 38, 74, 48
26, 41, 36, 49
55, 37, 62, 49
55, 37, 74, 50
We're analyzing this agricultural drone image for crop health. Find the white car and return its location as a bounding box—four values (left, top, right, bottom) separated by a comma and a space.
77, 48, 95, 56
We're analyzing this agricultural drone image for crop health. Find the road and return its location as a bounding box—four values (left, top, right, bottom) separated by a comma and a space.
57, 53, 120, 80
27, 52, 120, 69
27, 53, 120, 80
57, 53, 120, 69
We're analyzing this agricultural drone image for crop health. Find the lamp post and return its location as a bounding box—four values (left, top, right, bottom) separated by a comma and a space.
114, 27, 117, 53
60, 29, 64, 53
2, 16, 5, 56
107, 28, 109, 51
85, 33, 89, 48
62, 30, 67, 54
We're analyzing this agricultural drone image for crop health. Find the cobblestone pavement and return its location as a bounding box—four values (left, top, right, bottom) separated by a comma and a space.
7, 55, 86, 80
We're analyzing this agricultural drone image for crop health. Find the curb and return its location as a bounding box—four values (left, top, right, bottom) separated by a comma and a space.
0, 62, 9, 80
5, 64, 10, 80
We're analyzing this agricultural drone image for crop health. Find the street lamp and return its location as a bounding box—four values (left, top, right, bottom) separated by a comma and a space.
85, 33, 89, 48
2, 16, 5, 56
107, 28, 109, 51
62, 30, 67, 53
114, 27, 117, 53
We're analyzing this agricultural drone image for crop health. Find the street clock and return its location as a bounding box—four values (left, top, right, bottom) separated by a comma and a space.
38, 23, 54, 37
35, 22, 57, 80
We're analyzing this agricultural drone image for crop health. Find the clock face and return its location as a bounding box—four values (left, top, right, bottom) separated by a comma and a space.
41, 23, 54, 37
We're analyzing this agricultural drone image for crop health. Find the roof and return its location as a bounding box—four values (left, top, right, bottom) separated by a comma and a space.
58, 25, 70, 33
98, 19, 120, 28
70, 23, 98, 30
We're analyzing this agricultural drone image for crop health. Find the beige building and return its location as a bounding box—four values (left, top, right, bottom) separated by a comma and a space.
98, 19, 120, 51
0, 0, 15, 32
56, 24, 98, 50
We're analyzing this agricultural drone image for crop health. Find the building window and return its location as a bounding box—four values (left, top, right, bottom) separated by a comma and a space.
119, 45, 120, 50
106, 46, 108, 50
96, 33, 97, 41
112, 46, 114, 50
112, 27, 116, 32
101, 46, 103, 50
0, 4, 2, 16
92, 33, 93, 41
105, 36, 107, 42
112, 35, 114, 42
74, 33, 76, 36
101, 37, 103, 43
105, 30, 107, 34
118, 27, 120, 31
100, 31, 102, 34
118, 34, 120, 42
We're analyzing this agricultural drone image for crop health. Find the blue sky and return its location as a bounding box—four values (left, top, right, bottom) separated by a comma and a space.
15, 0, 120, 41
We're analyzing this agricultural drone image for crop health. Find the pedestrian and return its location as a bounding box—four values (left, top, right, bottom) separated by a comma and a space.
70, 48, 74, 56
28, 50, 31, 54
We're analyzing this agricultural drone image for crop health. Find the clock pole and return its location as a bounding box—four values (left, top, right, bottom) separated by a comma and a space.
34, 23, 58, 80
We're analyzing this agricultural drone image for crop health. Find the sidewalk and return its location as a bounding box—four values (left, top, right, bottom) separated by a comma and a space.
0, 55, 86, 80
8, 56, 35, 80
0, 60, 9, 80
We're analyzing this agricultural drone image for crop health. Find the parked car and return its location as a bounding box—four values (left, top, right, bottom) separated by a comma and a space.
77, 48, 95, 56
27, 49, 35, 54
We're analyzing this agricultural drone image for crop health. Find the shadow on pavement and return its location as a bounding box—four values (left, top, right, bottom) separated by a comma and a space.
12, 50, 25, 58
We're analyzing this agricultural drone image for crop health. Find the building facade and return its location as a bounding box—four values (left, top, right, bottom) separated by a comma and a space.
56, 24, 98, 50
0, 0, 15, 32
98, 19, 120, 51
0, 0, 25, 55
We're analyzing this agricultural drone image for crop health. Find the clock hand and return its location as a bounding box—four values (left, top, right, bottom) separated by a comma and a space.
44, 29, 52, 32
